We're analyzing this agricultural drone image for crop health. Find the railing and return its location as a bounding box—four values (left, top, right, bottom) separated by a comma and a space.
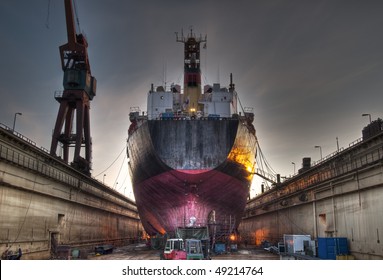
289, 144, 383, 193
310, 137, 363, 168
283, 136, 366, 179
247, 137, 383, 211
54, 90, 64, 99
0, 136, 138, 214
0, 123, 49, 153
0, 142, 79, 188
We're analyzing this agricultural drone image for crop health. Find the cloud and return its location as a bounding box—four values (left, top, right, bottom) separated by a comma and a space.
1, 0, 383, 195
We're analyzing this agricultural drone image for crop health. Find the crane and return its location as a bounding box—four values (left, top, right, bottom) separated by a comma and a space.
50, 0, 96, 175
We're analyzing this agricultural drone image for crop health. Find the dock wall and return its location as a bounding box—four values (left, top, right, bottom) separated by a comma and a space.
0, 124, 142, 259
241, 132, 383, 260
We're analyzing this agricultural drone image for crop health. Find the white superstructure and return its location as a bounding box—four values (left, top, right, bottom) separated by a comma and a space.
146, 79, 238, 120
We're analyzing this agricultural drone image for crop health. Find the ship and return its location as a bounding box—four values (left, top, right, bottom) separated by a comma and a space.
127, 30, 257, 237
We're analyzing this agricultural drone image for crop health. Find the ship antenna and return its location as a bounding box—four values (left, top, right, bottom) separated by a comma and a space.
229, 73, 235, 91
163, 61, 167, 89
175, 29, 185, 43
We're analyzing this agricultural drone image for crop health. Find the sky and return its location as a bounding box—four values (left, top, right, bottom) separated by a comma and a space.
1, 0, 383, 199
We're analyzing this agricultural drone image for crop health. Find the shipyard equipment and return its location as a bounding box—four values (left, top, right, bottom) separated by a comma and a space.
50, 0, 96, 175
162, 238, 205, 260
283, 234, 316, 256
163, 238, 186, 260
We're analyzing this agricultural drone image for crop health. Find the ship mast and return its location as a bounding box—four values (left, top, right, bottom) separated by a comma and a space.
176, 28, 207, 115
50, 0, 96, 175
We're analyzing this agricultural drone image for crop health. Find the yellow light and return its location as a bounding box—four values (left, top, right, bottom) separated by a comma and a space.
190, 108, 196, 112
230, 234, 236, 241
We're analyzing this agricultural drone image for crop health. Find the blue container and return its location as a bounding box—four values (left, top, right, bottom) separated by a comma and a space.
214, 243, 226, 254
317, 237, 349, 259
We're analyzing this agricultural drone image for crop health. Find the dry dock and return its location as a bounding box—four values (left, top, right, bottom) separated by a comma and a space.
2, 120, 383, 260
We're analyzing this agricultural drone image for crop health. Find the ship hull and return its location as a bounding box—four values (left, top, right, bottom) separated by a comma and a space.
127, 119, 256, 236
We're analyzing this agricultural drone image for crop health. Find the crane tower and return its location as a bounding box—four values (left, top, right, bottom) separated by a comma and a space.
50, 0, 96, 175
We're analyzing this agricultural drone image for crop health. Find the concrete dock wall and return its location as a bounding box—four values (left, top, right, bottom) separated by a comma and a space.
0, 125, 142, 259
241, 132, 383, 260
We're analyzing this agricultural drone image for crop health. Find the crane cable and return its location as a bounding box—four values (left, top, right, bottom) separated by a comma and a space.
113, 153, 126, 190
257, 140, 277, 175
45, 1, 80, 31
94, 144, 126, 178
255, 140, 278, 185
234, 90, 278, 183
45, 0, 51, 29
73, 0, 81, 32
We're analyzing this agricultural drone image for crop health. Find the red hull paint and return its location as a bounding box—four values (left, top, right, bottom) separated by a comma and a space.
134, 168, 249, 235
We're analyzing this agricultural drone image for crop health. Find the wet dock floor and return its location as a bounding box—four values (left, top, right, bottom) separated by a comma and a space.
87, 243, 279, 260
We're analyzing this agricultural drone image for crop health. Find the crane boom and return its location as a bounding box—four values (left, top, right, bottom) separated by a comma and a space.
59, 0, 91, 76
64, 0, 77, 48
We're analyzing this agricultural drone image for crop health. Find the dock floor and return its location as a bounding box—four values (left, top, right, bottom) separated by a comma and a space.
87, 243, 279, 260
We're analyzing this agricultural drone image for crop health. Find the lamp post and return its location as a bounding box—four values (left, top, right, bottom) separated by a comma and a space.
315, 145, 323, 160
362, 113, 372, 124
12, 112, 22, 131
291, 162, 296, 174
103, 174, 106, 184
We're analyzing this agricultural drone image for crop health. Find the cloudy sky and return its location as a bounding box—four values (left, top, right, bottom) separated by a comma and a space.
1, 0, 382, 198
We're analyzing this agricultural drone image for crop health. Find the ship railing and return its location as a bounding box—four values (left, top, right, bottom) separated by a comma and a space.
147, 112, 240, 121
149, 83, 183, 93
243, 107, 254, 113
130, 106, 141, 113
